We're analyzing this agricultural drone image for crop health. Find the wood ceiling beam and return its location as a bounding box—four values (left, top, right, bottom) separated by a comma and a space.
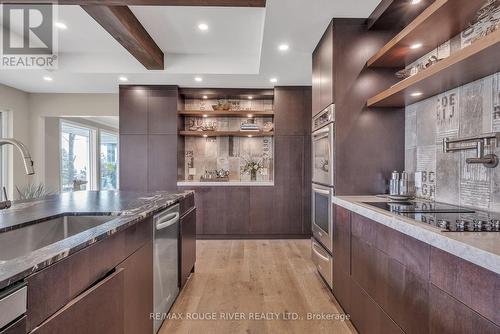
81, 5, 164, 70
0, 0, 266, 7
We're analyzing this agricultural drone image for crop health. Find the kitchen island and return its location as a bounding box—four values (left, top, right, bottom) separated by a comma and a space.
0, 190, 194, 334
330, 195, 500, 334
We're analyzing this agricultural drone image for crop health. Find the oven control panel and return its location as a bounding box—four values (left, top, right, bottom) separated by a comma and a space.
313, 104, 335, 131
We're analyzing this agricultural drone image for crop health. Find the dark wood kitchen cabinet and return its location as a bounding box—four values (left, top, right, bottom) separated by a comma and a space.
179, 192, 196, 288
333, 207, 500, 334
25, 218, 153, 334
120, 85, 180, 191
312, 21, 334, 115
30, 269, 125, 334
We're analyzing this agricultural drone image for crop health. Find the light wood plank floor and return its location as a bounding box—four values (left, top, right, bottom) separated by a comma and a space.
159, 239, 357, 334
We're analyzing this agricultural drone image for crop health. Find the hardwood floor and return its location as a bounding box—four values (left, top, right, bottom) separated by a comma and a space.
159, 239, 357, 334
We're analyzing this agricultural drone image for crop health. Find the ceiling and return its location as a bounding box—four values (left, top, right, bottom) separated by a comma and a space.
0, 0, 381, 93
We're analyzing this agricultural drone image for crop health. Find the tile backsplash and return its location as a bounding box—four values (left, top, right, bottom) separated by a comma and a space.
405, 72, 500, 211
404, 0, 500, 211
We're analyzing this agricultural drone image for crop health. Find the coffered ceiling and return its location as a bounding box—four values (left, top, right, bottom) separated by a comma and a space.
0, 0, 381, 93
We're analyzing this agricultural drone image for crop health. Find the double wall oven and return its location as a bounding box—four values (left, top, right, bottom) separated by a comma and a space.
311, 105, 335, 289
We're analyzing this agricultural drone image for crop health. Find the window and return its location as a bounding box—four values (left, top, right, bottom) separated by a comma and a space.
100, 131, 118, 190
60, 122, 95, 192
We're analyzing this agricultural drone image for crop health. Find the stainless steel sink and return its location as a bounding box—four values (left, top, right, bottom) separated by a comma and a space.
0, 215, 116, 261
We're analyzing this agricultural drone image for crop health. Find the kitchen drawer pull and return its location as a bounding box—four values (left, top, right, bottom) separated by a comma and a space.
156, 213, 179, 230
312, 243, 330, 262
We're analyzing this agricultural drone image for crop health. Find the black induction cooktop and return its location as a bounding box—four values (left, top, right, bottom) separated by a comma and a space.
362, 201, 476, 214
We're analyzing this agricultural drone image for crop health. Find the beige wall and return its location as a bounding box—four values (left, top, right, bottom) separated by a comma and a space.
0, 84, 119, 197
0, 84, 33, 196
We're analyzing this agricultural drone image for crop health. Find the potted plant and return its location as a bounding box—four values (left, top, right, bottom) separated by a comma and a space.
242, 159, 264, 181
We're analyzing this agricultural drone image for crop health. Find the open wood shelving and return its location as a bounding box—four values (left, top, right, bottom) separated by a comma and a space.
179, 110, 274, 117
179, 131, 273, 137
368, 27, 500, 108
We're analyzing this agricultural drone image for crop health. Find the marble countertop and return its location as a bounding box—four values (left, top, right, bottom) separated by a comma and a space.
333, 195, 500, 275
0, 190, 192, 290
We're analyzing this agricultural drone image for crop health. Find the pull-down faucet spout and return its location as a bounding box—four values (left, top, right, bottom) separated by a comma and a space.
0, 138, 35, 175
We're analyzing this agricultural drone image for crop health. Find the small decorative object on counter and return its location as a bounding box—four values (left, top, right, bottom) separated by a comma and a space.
200, 169, 230, 182
389, 171, 399, 196
242, 159, 264, 181
399, 171, 409, 196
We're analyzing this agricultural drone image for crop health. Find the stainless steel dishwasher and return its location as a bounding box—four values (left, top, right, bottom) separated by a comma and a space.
153, 204, 180, 334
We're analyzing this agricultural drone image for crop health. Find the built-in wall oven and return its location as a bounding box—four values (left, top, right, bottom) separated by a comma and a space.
312, 105, 335, 186
311, 104, 335, 290
312, 183, 333, 253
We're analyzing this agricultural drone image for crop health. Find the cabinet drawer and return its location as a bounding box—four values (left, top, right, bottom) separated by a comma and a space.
1, 316, 25, 334
311, 238, 333, 289
31, 269, 125, 334
26, 218, 151, 331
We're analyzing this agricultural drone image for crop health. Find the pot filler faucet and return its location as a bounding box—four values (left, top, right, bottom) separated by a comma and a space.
0, 138, 35, 209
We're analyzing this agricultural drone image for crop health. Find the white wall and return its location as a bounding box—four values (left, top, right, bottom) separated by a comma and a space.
1, 85, 119, 197
0, 84, 33, 197
28, 93, 119, 188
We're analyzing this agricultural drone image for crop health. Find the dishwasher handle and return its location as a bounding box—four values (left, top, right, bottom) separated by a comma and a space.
156, 212, 179, 231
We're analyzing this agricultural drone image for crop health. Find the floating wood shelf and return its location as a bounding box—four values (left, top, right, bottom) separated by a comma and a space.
367, 29, 500, 108
179, 131, 274, 137
368, 0, 485, 68
179, 110, 274, 117
367, 0, 433, 31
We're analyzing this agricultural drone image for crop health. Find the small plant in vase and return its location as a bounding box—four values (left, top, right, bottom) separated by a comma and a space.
242, 159, 264, 181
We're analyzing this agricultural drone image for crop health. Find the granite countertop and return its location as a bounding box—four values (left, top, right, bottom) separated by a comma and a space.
333, 195, 500, 275
0, 190, 193, 290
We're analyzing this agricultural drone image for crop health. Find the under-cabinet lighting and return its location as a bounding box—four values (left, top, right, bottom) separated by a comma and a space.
203, 114, 208, 118
411, 92, 423, 97
248, 135, 253, 138
43, 76, 53, 81
410, 43, 423, 49
203, 95, 208, 99
203, 134, 208, 138
247, 114, 253, 118
248, 96, 253, 100
410, 0, 422, 4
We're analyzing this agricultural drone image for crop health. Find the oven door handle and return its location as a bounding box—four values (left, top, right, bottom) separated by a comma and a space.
313, 128, 330, 140
313, 188, 331, 196
312, 243, 330, 262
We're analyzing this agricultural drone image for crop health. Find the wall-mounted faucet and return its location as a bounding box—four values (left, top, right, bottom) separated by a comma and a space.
443, 133, 499, 168
0, 138, 35, 175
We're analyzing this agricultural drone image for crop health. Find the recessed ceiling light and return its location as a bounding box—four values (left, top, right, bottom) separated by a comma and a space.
410, 0, 422, 4
270, 78, 278, 83
119, 76, 128, 82
411, 92, 423, 97
202, 95, 208, 99
43, 76, 53, 82
410, 43, 423, 49
55, 22, 67, 30
198, 23, 209, 31
278, 44, 289, 51
194, 76, 203, 82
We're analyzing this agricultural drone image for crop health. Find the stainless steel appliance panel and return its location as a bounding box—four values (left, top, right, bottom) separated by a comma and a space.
312, 111, 335, 186
0, 284, 26, 330
153, 204, 180, 334
312, 183, 333, 253
311, 238, 333, 289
